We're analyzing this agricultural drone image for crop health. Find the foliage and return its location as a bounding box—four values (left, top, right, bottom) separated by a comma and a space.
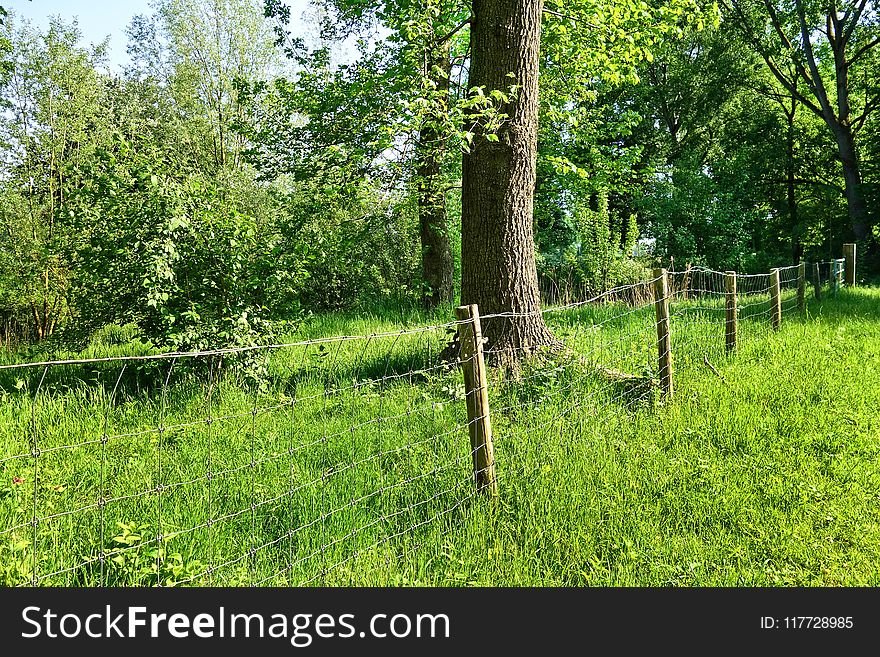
534, 1, 723, 286
581, 16, 873, 272
281, 181, 422, 310
723, 0, 880, 240
641, 159, 766, 271
537, 188, 650, 297
0, 6, 10, 79
0, 0, 878, 352
0, 16, 109, 342
129, 0, 280, 171
66, 139, 309, 354
105, 522, 204, 587
0, 5, 309, 356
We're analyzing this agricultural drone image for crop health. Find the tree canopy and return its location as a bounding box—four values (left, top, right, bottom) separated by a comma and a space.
0, 0, 876, 355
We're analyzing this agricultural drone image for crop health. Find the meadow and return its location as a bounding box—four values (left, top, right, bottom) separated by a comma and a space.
1, 282, 878, 586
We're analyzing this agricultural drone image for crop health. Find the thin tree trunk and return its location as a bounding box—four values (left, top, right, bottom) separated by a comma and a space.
461, 0, 554, 365
417, 43, 454, 309
30, 302, 43, 342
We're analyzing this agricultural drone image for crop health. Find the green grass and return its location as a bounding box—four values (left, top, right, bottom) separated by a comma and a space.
1, 286, 878, 586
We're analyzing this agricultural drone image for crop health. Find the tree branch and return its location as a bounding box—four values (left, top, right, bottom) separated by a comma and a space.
762, 0, 796, 51
542, 6, 602, 31
848, 35, 880, 68
435, 16, 471, 46
761, 54, 825, 118
755, 0, 830, 110
760, 177, 845, 194
828, 1, 839, 48
842, 0, 869, 44
852, 92, 880, 134
795, 0, 835, 121
722, 0, 824, 117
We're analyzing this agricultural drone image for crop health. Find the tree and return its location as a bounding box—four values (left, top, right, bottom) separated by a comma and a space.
725, 0, 880, 241
550, 13, 863, 273
625, 22, 779, 271
460, 0, 555, 361
56, 0, 306, 353
0, 2, 308, 353
68, 136, 309, 355
416, 30, 455, 309
0, 15, 109, 341
129, 0, 280, 172
0, 7, 10, 78
261, 0, 470, 309
461, 0, 706, 359
253, 0, 706, 323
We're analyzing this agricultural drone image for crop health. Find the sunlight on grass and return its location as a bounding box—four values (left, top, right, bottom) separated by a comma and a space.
1, 287, 878, 586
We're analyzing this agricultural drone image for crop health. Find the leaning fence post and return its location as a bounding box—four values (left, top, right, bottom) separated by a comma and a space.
455, 304, 498, 496
797, 262, 806, 313
770, 268, 782, 331
812, 262, 822, 300
682, 263, 692, 301
725, 270, 737, 353
653, 269, 673, 398
844, 243, 856, 287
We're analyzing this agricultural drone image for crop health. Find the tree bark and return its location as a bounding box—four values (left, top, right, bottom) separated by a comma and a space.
828, 20, 869, 241
417, 43, 454, 309
832, 123, 869, 240
784, 96, 802, 263
461, 0, 554, 364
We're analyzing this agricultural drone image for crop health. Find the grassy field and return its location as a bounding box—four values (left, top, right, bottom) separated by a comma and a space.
1, 284, 878, 586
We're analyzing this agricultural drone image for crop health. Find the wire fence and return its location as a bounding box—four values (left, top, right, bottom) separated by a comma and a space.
665, 265, 796, 378
0, 251, 859, 587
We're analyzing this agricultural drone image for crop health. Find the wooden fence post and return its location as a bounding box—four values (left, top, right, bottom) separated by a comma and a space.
844, 243, 856, 287
455, 304, 498, 496
681, 263, 692, 301
653, 269, 673, 397
725, 271, 737, 353
812, 262, 821, 300
797, 262, 806, 313
770, 268, 781, 331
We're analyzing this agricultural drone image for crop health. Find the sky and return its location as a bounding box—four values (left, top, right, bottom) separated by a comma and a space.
5, 0, 313, 70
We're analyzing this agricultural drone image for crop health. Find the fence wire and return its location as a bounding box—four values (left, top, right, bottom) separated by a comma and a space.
0, 321, 488, 586
0, 261, 850, 586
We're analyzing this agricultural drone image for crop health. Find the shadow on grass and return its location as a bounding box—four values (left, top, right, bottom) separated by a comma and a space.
4, 288, 874, 408
0, 359, 183, 399
804, 288, 880, 323
0, 338, 452, 418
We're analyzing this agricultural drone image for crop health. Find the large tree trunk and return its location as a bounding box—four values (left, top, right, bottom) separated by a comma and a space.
460, 0, 554, 364
831, 124, 869, 241
417, 43, 454, 310
828, 24, 869, 242
785, 97, 802, 264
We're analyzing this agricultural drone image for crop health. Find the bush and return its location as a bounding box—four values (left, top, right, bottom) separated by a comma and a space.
537, 189, 651, 302
287, 185, 422, 311
65, 140, 309, 357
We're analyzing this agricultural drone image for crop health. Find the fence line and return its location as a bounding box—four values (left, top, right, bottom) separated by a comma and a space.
0, 246, 860, 586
